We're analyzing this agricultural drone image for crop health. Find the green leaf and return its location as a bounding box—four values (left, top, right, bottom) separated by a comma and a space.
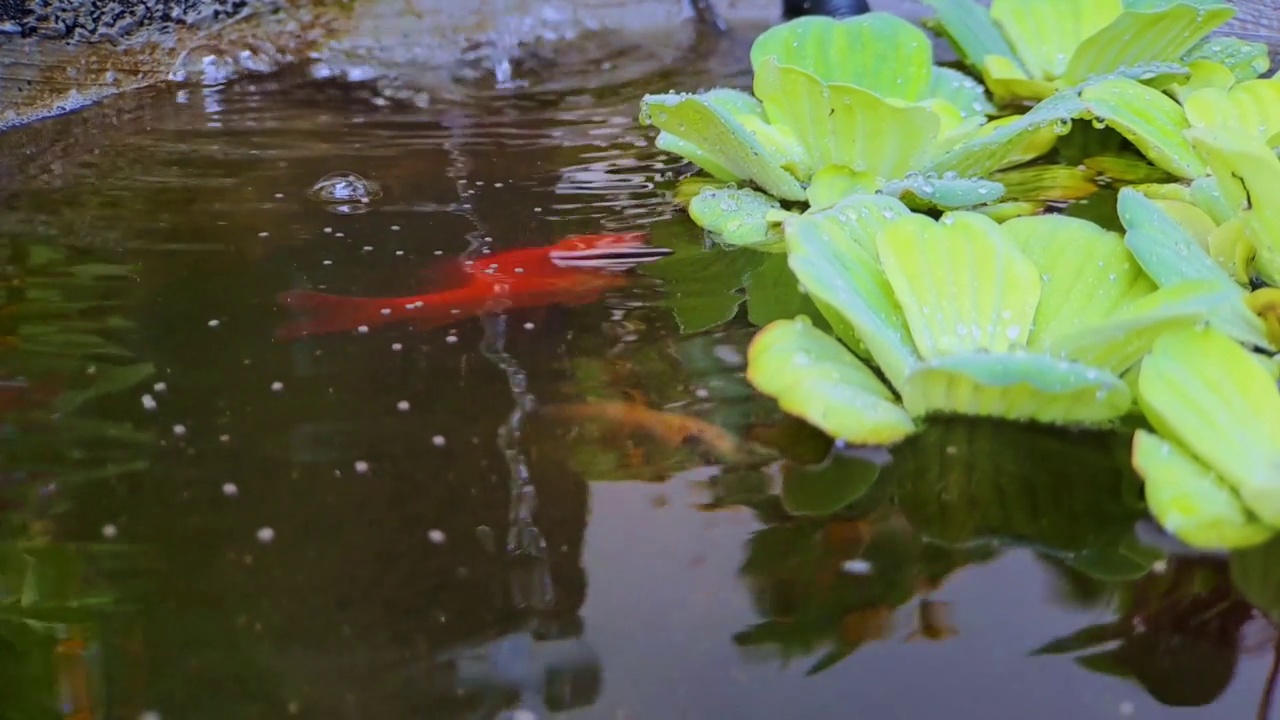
1061, 2, 1234, 84
1137, 325, 1280, 527
1183, 79, 1280, 142
899, 352, 1133, 424
745, 317, 917, 446
784, 213, 919, 389
749, 13, 935, 101
1080, 78, 1205, 179
1132, 429, 1275, 549
806, 166, 878, 211
780, 455, 883, 515
745, 254, 824, 328
1181, 37, 1272, 82
927, 90, 1087, 177
1186, 128, 1280, 285
1116, 187, 1270, 348
1001, 214, 1153, 341
920, 0, 1022, 75
1041, 281, 1234, 374
990, 0, 1123, 81
639, 92, 808, 201
880, 173, 1005, 210
1229, 535, 1280, 620
990, 165, 1099, 201
876, 212, 1039, 358
754, 59, 940, 180
928, 66, 998, 118
54, 362, 154, 414
689, 187, 788, 249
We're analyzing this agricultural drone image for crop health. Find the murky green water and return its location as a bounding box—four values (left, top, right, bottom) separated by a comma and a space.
1, 24, 1278, 720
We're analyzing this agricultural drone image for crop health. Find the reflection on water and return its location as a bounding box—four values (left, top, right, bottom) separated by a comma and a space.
2, 22, 1280, 720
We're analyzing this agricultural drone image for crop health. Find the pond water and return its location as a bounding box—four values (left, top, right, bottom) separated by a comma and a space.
1, 20, 1278, 720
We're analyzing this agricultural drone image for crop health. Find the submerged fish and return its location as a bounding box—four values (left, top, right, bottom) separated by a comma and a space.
542, 399, 750, 463
275, 232, 671, 339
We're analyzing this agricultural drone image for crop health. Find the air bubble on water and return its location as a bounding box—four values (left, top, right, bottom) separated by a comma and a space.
1005, 325, 1021, 340
173, 424, 187, 436
154, 382, 168, 392
271, 381, 284, 392
432, 435, 447, 447
391, 343, 403, 351
142, 394, 158, 411
102, 524, 118, 539
428, 529, 446, 544
390, 225, 401, 231
523, 322, 535, 330
380, 308, 392, 315
357, 326, 369, 334
397, 400, 410, 411
208, 319, 221, 328
257, 527, 275, 543
446, 336, 459, 344
307, 171, 383, 207
169, 44, 238, 85
354, 461, 370, 475
223, 482, 239, 496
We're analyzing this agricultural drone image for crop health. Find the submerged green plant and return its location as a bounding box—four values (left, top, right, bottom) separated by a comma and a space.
1131, 325, 1280, 550
921, 0, 1243, 105
745, 202, 1231, 445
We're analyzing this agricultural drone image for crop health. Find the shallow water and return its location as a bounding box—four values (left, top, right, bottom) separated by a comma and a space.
0, 21, 1278, 720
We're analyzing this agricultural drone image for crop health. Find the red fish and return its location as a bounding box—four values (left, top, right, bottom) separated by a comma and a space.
275, 231, 672, 340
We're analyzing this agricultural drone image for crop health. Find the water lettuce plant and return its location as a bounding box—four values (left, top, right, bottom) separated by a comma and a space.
1130, 325, 1280, 550
745, 202, 1231, 445
637, 12, 1083, 240
921, 0, 1246, 105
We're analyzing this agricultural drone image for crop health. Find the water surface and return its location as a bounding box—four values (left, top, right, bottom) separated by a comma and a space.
0, 22, 1277, 720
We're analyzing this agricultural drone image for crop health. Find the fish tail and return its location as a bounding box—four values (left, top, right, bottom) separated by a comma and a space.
275, 290, 392, 340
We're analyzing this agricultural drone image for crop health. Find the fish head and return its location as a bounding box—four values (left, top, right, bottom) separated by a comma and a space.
547, 231, 673, 270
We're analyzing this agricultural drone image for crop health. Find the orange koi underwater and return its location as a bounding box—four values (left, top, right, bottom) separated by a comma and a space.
275, 232, 671, 340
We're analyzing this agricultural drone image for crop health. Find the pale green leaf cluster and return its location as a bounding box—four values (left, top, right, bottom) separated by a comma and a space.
745, 202, 1232, 445
922, 0, 1241, 105
637, 12, 1067, 233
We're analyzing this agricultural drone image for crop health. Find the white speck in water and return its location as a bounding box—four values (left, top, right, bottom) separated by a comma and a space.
219, 434, 230, 443
511, 709, 538, 720
173, 424, 187, 436
334, 232, 345, 238
222, 482, 239, 497
154, 382, 168, 392
271, 381, 284, 392
257, 232, 269, 238
397, 400, 410, 411
138, 711, 162, 720
432, 435, 447, 447
390, 225, 401, 231
362, 245, 373, 251
274, 193, 285, 199
141, 394, 158, 411
102, 524, 118, 539
694, 388, 710, 399
354, 460, 370, 474
357, 326, 369, 334
1119, 701, 1135, 716
523, 322, 535, 330
445, 336, 459, 344
428, 529, 446, 544
380, 308, 391, 315
323, 227, 333, 234
208, 319, 221, 328
395, 250, 405, 256
840, 558, 873, 575
391, 343, 403, 351
257, 527, 275, 543
322, 260, 333, 265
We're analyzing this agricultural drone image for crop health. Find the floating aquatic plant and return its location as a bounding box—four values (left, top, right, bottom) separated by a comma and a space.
637, 12, 1086, 242
920, 0, 1242, 105
745, 202, 1231, 445
1131, 325, 1280, 550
